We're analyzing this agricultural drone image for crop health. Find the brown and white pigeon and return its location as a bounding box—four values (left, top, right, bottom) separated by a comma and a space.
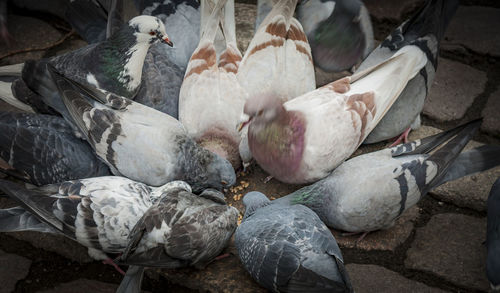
240, 43, 427, 184
236, 0, 316, 167
179, 0, 248, 169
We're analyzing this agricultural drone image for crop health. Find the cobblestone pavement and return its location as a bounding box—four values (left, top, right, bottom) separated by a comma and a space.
0, 0, 499, 292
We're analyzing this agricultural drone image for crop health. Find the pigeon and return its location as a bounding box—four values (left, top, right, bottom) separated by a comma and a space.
137, 0, 201, 71
237, 0, 315, 102
237, 0, 316, 167
240, 31, 429, 183
235, 191, 353, 293
20, 14, 173, 121
179, 0, 248, 169
49, 65, 236, 192
297, 0, 374, 72
272, 120, 500, 233
0, 177, 239, 292
0, 63, 36, 113
361, 0, 459, 145
487, 177, 500, 291
65, 0, 184, 118
0, 111, 110, 185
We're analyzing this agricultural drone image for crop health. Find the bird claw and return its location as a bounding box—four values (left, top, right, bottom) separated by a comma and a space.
389, 127, 412, 147
102, 258, 126, 275
263, 175, 273, 184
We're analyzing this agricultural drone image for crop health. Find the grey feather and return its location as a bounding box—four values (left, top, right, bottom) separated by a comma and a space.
116, 265, 145, 293
236, 192, 353, 293
0, 206, 56, 233
487, 178, 500, 290
274, 120, 500, 233
362, 0, 459, 143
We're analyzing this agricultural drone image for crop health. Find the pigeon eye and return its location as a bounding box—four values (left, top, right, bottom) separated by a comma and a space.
149, 31, 156, 36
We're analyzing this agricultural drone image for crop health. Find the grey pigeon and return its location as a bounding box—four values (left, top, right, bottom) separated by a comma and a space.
65, 0, 184, 118
272, 120, 500, 233
360, 0, 459, 145
137, 0, 201, 71
49, 65, 236, 192
0, 177, 238, 292
0, 111, 110, 185
20, 14, 173, 121
180, 0, 248, 169
487, 177, 500, 291
236, 191, 353, 293
254, 0, 373, 72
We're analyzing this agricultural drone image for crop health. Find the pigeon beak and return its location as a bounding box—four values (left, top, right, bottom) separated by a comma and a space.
161, 36, 173, 47
237, 114, 252, 132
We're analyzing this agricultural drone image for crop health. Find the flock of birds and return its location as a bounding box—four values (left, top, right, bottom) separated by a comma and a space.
0, 0, 499, 292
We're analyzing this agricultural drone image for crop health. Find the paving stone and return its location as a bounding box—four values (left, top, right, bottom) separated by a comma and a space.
332, 206, 420, 251
423, 58, 487, 122
37, 279, 118, 293
6, 231, 93, 263
346, 264, 446, 293
443, 6, 500, 57
0, 249, 32, 293
405, 213, 489, 291
364, 0, 425, 21
0, 15, 62, 65
235, 3, 256, 54
481, 89, 500, 138
154, 239, 266, 293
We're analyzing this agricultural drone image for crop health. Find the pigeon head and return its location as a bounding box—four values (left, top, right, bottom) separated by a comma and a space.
188, 149, 236, 193
239, 94, 286, 131
128, 15, 173, 47
242, 192, 271, 219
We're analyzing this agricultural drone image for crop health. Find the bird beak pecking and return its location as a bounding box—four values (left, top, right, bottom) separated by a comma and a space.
160, 35, 173, 47
237, 115, 252, 132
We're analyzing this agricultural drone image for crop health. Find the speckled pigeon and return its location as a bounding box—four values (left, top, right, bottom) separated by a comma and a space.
240, 31, 429, 183
487, 177, 500, 291
49, 65, 236, 192
255, 0, 373, 73
180, 0, 248, 169
360, 0, 459, 145
236, 191, 353, 293
272, 120, 500, 233
0, 177, 238, 293
20, 14, 173, 122
0, 111, 110, 185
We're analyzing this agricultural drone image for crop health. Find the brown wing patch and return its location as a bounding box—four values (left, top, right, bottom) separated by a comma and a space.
265, 21, 287, 37
219, 46, 242, 74
286, 22, 307, 42
345, 91, 376, 144
294, 44, 312, 62
248, 38, 285, 58
184, 45, 217, 80
323, 77, 351, 93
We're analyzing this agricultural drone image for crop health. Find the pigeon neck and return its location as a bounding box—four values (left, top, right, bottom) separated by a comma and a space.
101, 27, 151, 96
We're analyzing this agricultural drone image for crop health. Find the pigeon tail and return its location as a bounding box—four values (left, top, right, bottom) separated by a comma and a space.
200, 0, 229, 43
116, 265, 145, 293
0, 179, 66, 233
258, 0, 298, 31
0, 206, 56, 233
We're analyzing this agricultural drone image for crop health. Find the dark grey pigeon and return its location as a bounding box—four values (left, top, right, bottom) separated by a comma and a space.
0, 111, 110, 185
0, 178, 238, 293
65, 0, 183, 118
360, 0, 459, 145
487, 177, 500, 291
49, 66, 236, 192
273, 120, 500, 233
20, 14, 173, 122
236, 191, 353, 293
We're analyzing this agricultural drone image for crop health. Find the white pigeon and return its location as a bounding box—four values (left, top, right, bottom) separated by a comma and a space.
180, 0, 248, 169
236, 0, 316, 167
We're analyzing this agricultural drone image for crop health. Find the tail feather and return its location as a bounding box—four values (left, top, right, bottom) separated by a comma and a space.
258, 0, 298, 31
0, 79, 35, 113
0, 179, 64, 232
0, 63, 23, 76
200, 0, 229, 43
436, 145, 500, 187
0, 206, 56, 233
116, 265, 145, 293
425, 120, 481, 192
